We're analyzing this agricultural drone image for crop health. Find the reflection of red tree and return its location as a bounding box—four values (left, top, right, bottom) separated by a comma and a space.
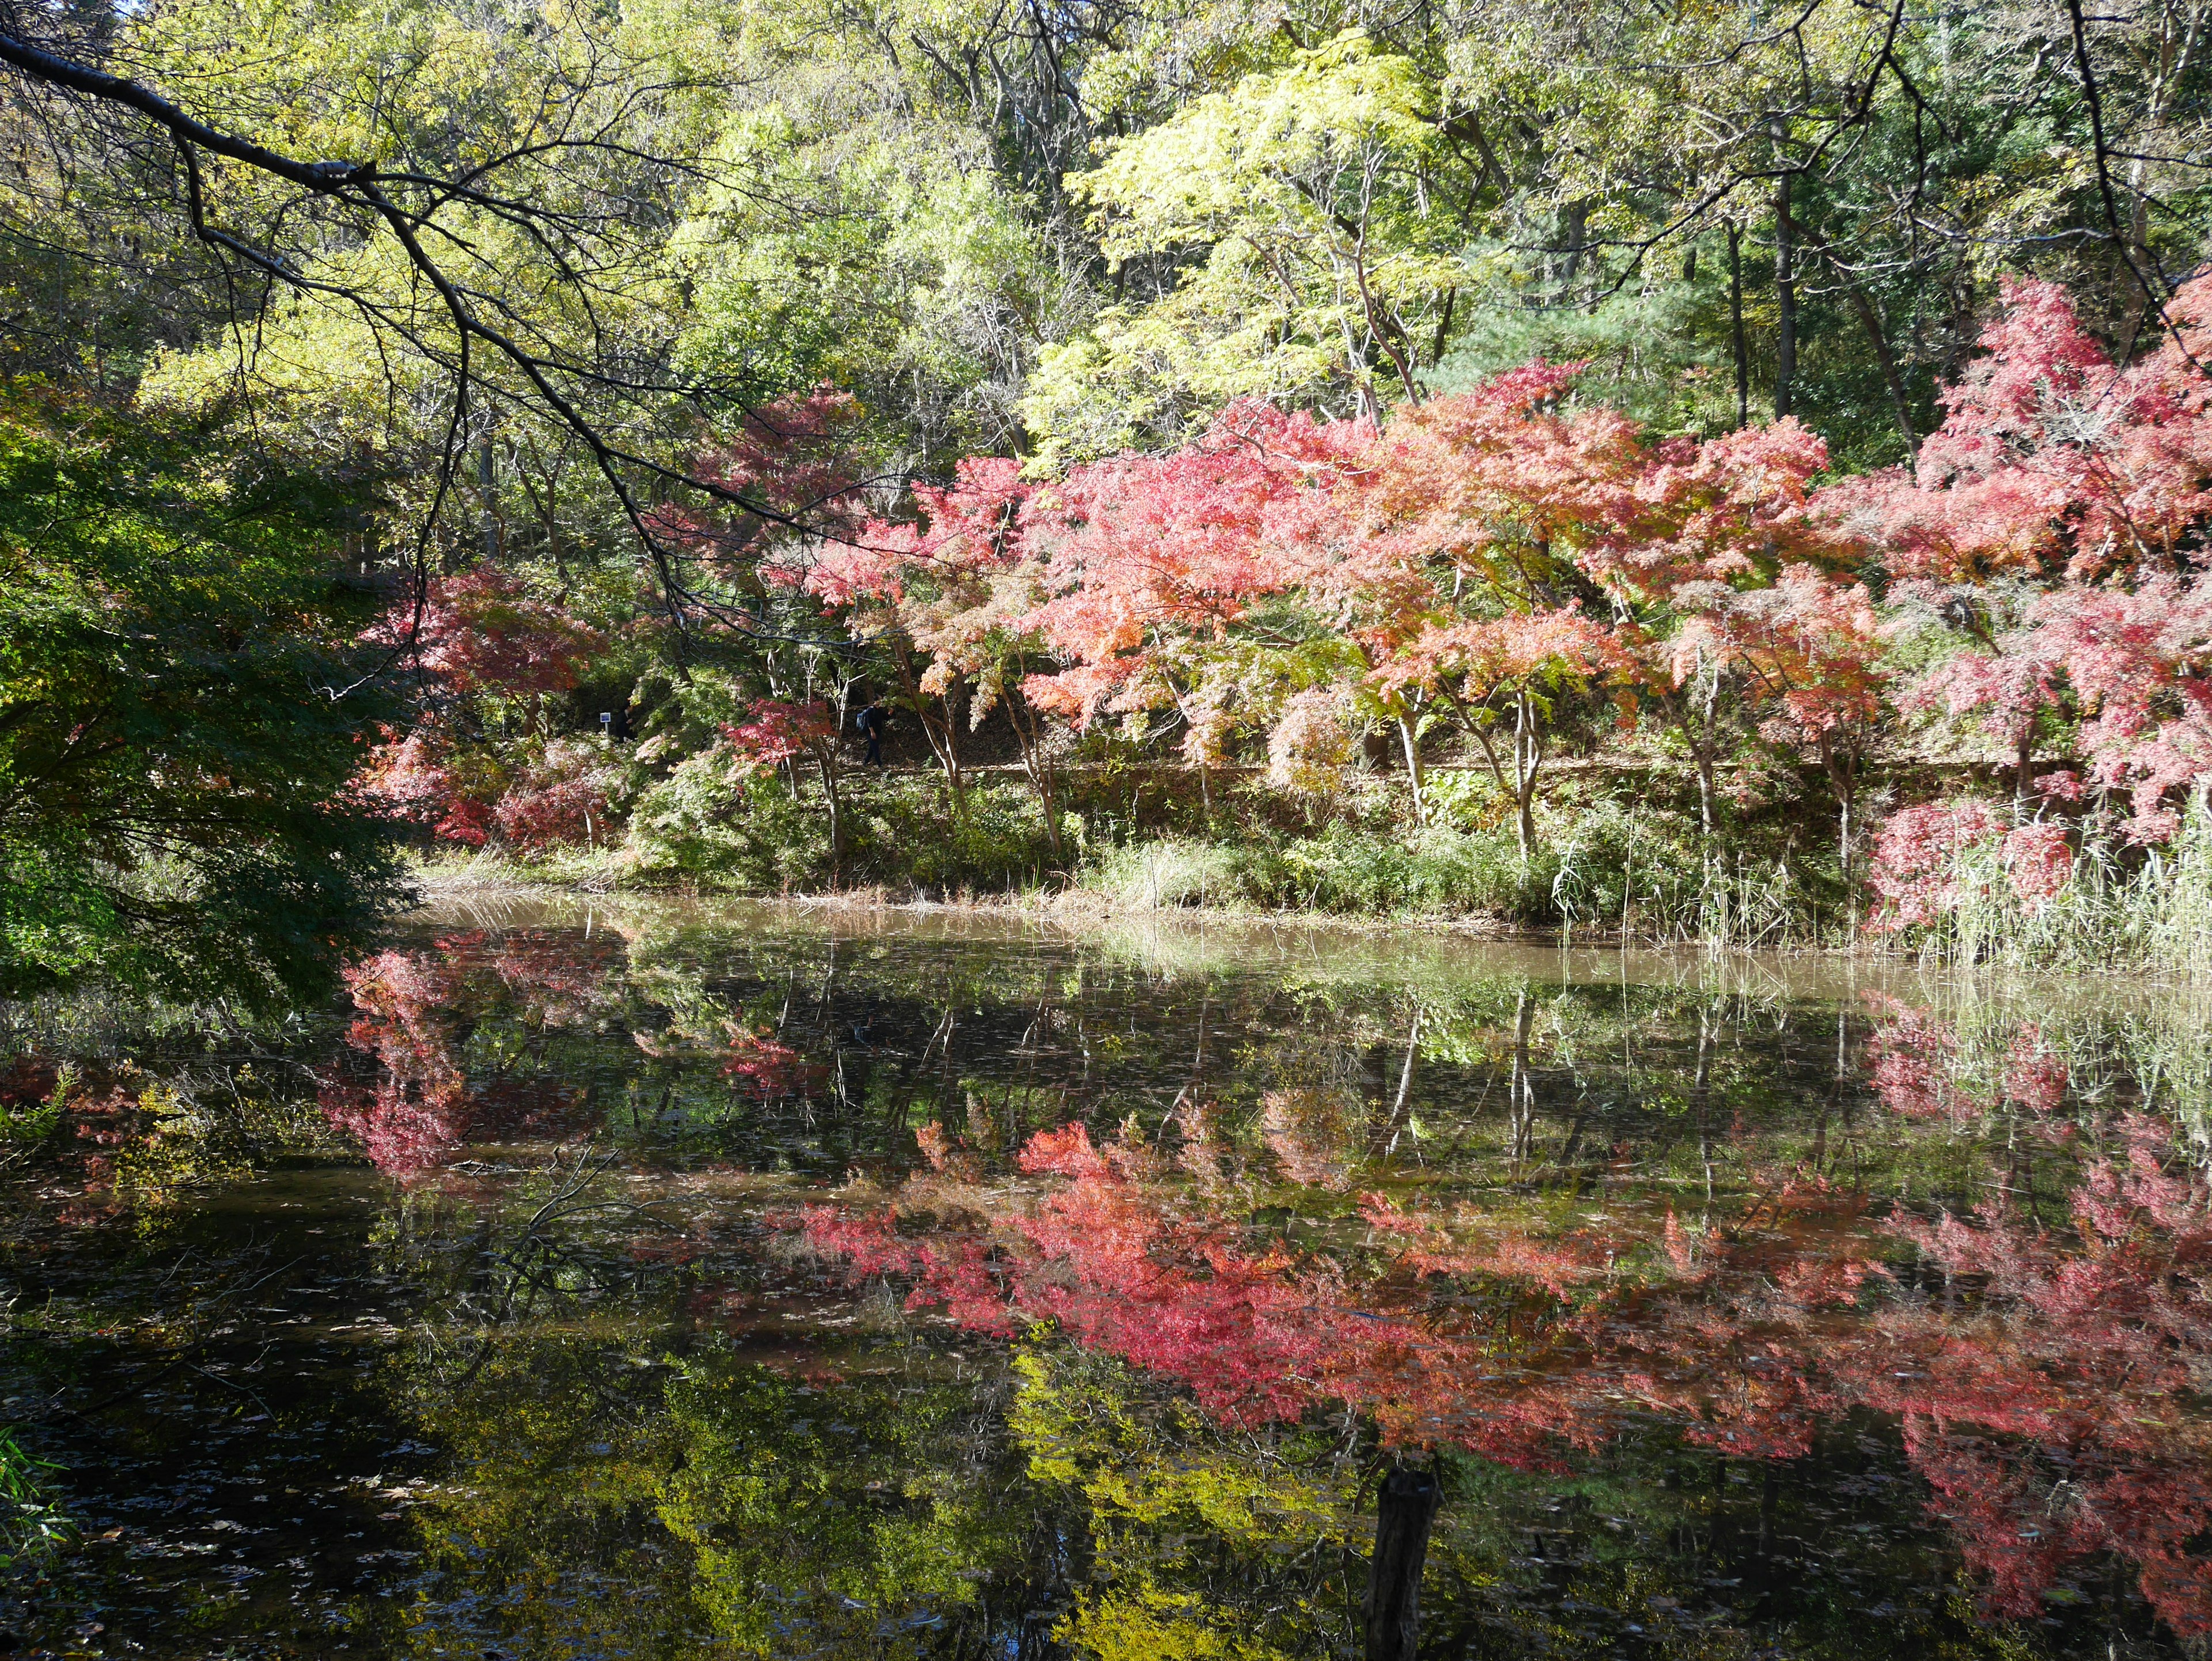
1860, 1108, 2212, 1630
628, 1010, 825, 1103
2, 1055, 147, 1219
799, 1041, 2212, 1637
805, 1121, 1607, 1462
719, 1028, 821, 1100
319, 934, 615, 1178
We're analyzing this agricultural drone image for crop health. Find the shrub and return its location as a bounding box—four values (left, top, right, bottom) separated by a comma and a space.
1087, 839, 1256, 909
493, 738, 623, 849
627, 767, 1061, 895
1275, 824, 1548, 917
1865, 797, 2212, 974
627, 751, 831, 890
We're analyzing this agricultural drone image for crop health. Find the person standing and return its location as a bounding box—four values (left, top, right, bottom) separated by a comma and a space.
856, 699, 888, 766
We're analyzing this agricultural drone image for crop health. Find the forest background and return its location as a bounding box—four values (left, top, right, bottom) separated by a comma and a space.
2, 0, 2211, 1004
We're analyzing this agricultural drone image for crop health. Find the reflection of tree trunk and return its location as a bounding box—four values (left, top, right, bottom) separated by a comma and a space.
1812, 1013, 1839, 1171
1695, 1005, 1715, 1212
1384, 1011, 1421, 1158
1758, 1463, 1779, 1558
1363, 1462, 1440, 1661
1511, 992, 1536, 1166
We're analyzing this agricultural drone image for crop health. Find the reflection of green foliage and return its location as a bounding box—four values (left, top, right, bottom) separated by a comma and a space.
1009, 1341, 2068, 1661
658, 1355, 1044, 1654
1064, 1585, 1292, 1661
0, 1063, 66, 1144
1013, 1346, 1343, 1545
378, 1334, 704, 1659
112, 1068, 338, 1198
1012, 1343, 1354, 1659
10, 902, 2206, 1657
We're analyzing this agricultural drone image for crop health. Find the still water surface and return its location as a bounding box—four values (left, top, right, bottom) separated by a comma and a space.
2, 898, 2208, 1659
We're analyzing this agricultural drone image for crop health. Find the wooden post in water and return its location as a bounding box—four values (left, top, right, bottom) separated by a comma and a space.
1363, 1462, 1440, 1661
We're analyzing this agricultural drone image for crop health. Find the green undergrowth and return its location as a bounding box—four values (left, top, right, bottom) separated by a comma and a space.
429, 765, 1855, 947
412, 761, 2212, 978
0, 1426, 69, 1570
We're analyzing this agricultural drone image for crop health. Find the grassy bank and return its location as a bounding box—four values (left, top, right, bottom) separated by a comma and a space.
403, 760, 2212, 981
415, 762, 1840, 947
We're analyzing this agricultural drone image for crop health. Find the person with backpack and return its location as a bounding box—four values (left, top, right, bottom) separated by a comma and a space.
855, 699, 888, 766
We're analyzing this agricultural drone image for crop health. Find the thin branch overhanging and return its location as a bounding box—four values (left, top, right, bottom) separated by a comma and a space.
0, 24, 914, 637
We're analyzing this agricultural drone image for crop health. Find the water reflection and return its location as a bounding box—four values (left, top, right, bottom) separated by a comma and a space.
0, 899, 2206, 1658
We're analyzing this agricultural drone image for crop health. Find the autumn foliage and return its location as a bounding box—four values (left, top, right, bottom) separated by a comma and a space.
762, 277, 2212, 906
342, 274, 2212, 941
353, 570, 613, 849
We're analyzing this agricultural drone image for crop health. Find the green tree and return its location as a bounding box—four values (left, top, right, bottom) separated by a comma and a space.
1025, 31, 1464, 461
0, 391, 405, 1004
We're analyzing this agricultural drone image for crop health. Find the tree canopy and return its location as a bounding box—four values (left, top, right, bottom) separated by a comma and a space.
3, 0, 2211, 987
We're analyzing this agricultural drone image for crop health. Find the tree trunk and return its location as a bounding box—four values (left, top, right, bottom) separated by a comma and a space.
893, 649, 966, 812
1396, 714, 1426, 828
1007, 697, 1065, 864
478, 433, 501, 563
1809, 236, 1917, 461
1363, 1463, 1440, 1661
1513, 689, 1540, 862
1352, 241, 1422, 406
1827, 741, 1859, 934
1817, 733, 1859, 896
1662, 672, 1722, 841
1838, 786, 1853, 894
1774, 176, 1797, 419
1728, 222, 1749, 429
1560, 199, 1589, 297
1846, 279, 1917, 462
933, 690, 967, 811
815, 753, 844, 886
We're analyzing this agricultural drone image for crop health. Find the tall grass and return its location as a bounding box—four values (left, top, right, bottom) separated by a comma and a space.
1084, 825, 1557, 920
1547, 802, 1827, 950
0, 1425, 68, 1569
1895, 805, 2212, 978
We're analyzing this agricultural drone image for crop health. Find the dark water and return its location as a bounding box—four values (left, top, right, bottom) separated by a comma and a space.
2, 898, 2208, 1659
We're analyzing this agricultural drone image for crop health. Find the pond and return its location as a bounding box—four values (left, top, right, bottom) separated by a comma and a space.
1, 898, 2207, 1659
